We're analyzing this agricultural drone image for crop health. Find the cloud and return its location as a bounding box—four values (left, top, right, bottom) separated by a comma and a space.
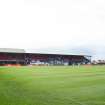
0, 0, 105, 59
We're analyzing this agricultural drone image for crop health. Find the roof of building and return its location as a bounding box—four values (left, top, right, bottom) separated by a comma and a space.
0, 48, 91, 57
0, 48, 25, 53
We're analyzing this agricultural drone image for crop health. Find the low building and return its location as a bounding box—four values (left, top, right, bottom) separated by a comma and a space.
0, 48, 91, 66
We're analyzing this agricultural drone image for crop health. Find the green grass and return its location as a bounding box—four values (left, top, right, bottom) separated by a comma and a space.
0, 66, 105, 105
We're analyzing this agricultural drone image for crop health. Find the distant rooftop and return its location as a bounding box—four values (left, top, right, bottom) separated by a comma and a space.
0, 48, 91, 57
0, 48, 25, 53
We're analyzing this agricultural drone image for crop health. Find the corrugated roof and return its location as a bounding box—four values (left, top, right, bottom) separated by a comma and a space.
0, 48, 25, 53
0, 48, 91, 57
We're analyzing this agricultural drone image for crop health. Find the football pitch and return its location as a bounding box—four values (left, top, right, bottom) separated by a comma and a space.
0, 66, 105, 105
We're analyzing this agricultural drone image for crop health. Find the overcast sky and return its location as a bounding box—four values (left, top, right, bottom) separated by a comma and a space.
0, 0, 105, 59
